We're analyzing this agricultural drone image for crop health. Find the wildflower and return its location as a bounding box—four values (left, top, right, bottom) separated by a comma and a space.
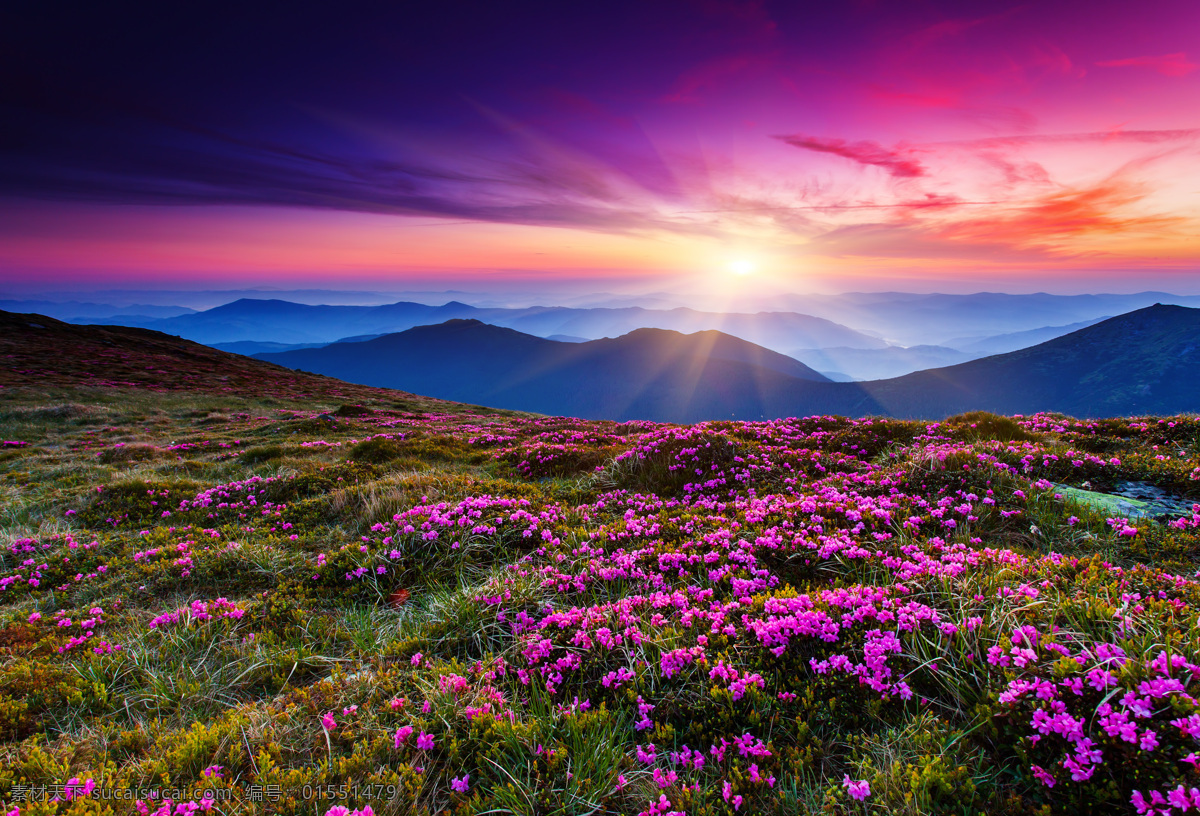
60, 777, 97, 800
843, 776, 871, 801
451, 774, 470, 792
417, 731, 435, 750
1139, 729, 1160, 751
394, 725, 414, 747
321, 712, 336, 730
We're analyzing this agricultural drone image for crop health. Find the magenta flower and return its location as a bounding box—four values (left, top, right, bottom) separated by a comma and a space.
321, 712, 336, 730
1031, 765, 1056, 788
394, 725, 413, 748
416, 731, 435, 750
451, 774, 470, 792
843, 776, 871, 801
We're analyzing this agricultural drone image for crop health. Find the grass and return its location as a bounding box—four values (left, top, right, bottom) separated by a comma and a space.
4, 349, 1200, 815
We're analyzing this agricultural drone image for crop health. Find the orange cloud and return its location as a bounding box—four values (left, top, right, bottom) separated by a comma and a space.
934, 176, 1187, 257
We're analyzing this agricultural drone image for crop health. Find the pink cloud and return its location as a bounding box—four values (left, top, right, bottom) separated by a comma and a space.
867, 85, 963, 109
940, 128, 1200, 150
773, 133, 926, 178
1096, 52, 1198, 77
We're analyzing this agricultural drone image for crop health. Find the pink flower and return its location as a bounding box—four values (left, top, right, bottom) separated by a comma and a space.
394, 725, 414, 748
417, 731, 435, 751
321, 712, 337, 730
843, 776, 871, 801
451, 774, 470, 792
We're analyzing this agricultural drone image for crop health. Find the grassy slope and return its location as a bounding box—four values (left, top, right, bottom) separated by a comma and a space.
3, 320, 1200, 815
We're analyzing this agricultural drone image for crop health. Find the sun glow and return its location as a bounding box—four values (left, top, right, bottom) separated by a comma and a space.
730, 259, 755, 276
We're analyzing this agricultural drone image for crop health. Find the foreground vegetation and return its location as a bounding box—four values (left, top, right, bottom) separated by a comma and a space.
2, 376, 1200, 815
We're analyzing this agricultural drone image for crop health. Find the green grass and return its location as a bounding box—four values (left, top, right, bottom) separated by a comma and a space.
3, 386, 1200, 815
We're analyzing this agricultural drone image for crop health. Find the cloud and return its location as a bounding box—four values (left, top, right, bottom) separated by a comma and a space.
773, 133, 926, 178
947, 128, 1200, 148
867, 86, 962, 109
1096, 52, 1198, 77
0, 105, 722, 239
803, 221, 1056, 262
802, 165, 1189, 264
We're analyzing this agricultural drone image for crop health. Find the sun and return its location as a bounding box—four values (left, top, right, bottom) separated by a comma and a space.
729, 259, 755, 276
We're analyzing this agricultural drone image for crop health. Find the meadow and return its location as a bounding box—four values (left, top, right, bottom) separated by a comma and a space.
3, 364, 1200, 815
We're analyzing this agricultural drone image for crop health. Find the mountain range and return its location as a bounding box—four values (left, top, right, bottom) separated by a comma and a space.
260, 320, 831, 423
67, 298, 888, 353
255, 304, 1200, 421
35, 289, 1198, 378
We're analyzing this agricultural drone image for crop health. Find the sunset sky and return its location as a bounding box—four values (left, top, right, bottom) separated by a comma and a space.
2, 0, 1198, 300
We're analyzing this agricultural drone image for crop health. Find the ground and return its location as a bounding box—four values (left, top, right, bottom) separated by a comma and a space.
3, 359, 1200, 815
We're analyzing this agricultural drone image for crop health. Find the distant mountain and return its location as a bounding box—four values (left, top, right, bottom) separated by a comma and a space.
779, 291, 1200, 346
0, 300, 195, 321
491, 306, 887, 351
91, 297, 885, 352
789, 345, 972, 380
947, 318, 1110, 355
210, 340, 328, 355
257, 320, 837, 422
258, 306, 1200, 420
93, 299, 479, 344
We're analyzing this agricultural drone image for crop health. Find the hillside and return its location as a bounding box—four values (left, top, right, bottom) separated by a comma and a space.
0, 309, 452, 412
862, 304, 1200, 417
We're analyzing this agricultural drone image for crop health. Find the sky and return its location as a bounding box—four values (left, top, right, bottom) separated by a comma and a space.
1, 0, 1198, 301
